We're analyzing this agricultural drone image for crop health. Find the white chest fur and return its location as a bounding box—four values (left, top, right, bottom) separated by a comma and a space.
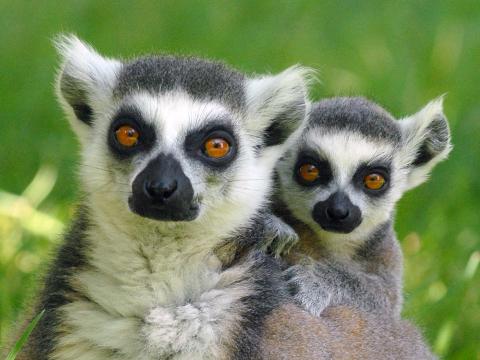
52, 227, 253, 360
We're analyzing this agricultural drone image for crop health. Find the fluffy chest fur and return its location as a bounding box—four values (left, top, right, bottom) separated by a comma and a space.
50, 218, 256, 360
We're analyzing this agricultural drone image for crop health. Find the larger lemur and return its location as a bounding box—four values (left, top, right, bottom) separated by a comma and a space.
16, 35, 312, 360
266, 96, 451, 318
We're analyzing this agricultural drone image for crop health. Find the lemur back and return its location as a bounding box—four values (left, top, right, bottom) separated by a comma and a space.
260, 303, 436, 359
267, 97, 451, 319
13, 35, 312, 360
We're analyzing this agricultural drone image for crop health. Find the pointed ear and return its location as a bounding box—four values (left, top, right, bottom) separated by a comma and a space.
54, 34, 122, 141
245, 65, 314, 147
399, 97, 452, 190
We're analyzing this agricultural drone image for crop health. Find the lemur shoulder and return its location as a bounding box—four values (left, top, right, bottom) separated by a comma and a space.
266, 96, 452, 318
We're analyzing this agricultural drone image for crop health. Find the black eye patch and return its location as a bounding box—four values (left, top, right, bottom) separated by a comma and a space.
107, 106, 156, 159
184, 121, 238, 169
294, 151, 333, 187
352, 163, 391, 196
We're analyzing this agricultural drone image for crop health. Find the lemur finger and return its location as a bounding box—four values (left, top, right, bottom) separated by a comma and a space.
279, 233, 299, 256
256, 228, 277, 252
267, 230, 299, 258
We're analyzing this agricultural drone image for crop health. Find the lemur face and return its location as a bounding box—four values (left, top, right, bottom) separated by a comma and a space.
56, 36, 311, 231
277, 97, 451, 247
104, 92, 247, 222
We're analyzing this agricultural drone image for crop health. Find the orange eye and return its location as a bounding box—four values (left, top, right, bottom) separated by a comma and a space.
298, 163, 320, 182
115, 125, 139, 147
364, 173, 386, 190
204, 138, 230, 158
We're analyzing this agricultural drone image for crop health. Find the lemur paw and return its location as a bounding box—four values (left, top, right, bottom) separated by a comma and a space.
260, 214, 299, 257
283, 265, 331, 317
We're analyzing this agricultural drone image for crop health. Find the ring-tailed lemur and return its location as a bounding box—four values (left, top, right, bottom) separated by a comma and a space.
265, 96, 451, 318
16, 35, 313, 360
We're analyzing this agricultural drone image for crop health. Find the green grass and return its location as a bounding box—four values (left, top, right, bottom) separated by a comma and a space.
0, 1, 479, 358
4, 310, 44, 360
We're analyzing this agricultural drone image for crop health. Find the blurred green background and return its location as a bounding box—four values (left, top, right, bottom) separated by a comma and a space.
0, 0, 479, 358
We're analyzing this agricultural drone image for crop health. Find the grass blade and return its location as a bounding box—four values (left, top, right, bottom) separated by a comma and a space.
5, 310, 44, 360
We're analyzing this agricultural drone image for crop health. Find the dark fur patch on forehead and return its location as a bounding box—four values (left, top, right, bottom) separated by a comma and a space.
115, 56, 246, 110
307, 97, 402, 143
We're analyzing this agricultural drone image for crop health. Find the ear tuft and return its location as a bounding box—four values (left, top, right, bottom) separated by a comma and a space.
54, 34, 121, 134
399, 96, 452, 189
245, 65, 316, 146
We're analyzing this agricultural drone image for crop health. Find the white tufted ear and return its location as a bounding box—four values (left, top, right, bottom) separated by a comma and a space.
245, 65, 314, 147
55, 34, 122, 142
398, 97, 452, 190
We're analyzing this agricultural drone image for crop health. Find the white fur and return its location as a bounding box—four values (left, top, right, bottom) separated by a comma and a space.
278, 129, 403, 257
55, 92, 279, 358
53, 225, 255, 359
55, 35, 122, 145
52, 35, 311, 359
245, 65, 314, 136
276, 97, 451, 258
398, 96, 452, 190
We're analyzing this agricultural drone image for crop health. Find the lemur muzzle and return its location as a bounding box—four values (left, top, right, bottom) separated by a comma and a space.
129, 154, 199, 221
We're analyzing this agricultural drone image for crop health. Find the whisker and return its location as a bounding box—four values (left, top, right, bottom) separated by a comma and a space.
78, 164, 117, 173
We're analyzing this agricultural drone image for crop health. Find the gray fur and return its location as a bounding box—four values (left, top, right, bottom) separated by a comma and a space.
412, 113, 450, 165
307, 97, 402, 144
267, 96, 451, 322
258, 214, 299, 257
115, 56, 246, 111
283, 220, 403, 317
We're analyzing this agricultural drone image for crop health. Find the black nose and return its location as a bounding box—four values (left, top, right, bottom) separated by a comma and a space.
312, 192, 362, 233
129, 154, 198, 221
326, 203, 349, 220
145, 179, 178, 202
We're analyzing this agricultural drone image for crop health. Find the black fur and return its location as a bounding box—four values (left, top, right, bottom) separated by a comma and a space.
307, 97, 402, 144
23, 206, 91, 359
224, 214, 289, 360
412, 113, 450, 166
59, 74, 94, 125
107, 105, 157, 159
294, 152, 333, 187
263, 99, 306, 147
352, 162, 392, 197
233, 251, 288, 360
115, 56, 246, 111
184, 121, 238, 169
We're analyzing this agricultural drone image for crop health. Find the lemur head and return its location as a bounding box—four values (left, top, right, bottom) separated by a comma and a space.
55, 35, 311, 239
276, 97, 451, 250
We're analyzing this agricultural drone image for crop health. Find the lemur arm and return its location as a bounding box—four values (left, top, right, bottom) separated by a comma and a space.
284, 234, 403, 317
284, 259, 401, 318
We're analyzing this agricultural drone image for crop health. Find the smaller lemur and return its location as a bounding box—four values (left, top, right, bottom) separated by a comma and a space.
266, 97, 452, 317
